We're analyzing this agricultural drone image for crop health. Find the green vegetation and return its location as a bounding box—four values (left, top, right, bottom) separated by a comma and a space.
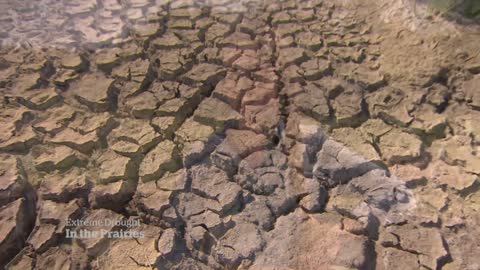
424, 0, 480, 17
464, 0, 480, 17
427, 0, 459, 14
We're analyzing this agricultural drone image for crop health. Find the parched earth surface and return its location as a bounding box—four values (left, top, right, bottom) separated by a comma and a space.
1, 0, 480, 269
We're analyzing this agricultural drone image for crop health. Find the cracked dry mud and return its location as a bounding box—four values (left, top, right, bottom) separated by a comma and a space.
1, 0, 480, 269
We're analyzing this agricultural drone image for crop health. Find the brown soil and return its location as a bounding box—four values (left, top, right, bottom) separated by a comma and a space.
0, 0, 479, 269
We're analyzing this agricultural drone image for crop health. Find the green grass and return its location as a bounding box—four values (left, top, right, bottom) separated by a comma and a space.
425, 0, 480, 17
464, 0, 480, 17
427, 0, 459, 14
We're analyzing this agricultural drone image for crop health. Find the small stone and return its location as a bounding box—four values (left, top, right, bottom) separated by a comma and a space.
253, 68, 279, 83
278, 36, 295, 48
219, 47, 243, 65
170, 8, 202, 19
285, 114, 324, 147
417, 187, 448, 210
446, 104, 480, 143
282, 65, 303, 83
331, 46, 365, 63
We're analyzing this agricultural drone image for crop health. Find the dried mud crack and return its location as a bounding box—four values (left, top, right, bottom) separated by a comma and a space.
1, 0, 480, 269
